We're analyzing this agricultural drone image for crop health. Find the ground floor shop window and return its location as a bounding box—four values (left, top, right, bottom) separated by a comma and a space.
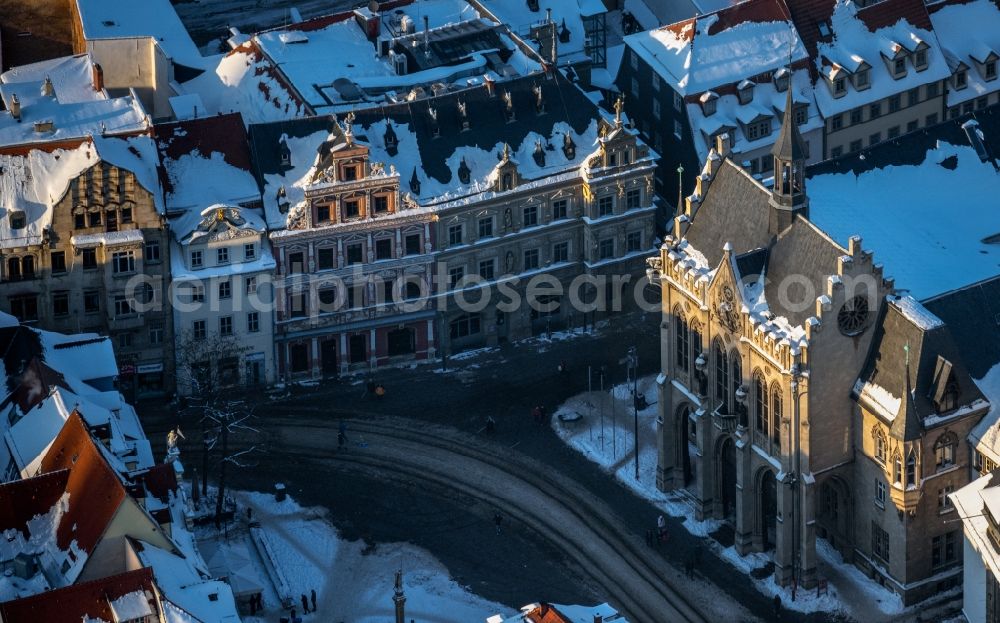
388, 328, 416, 356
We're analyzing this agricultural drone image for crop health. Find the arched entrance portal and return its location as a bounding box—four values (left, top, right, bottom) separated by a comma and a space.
759, 470, 777, 550
716, 436, 737, 520
677, 405, 692, 487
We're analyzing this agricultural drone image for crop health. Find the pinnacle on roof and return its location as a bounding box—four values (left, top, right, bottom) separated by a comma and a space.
891, 342, 923, 441
771, 78, 807, 162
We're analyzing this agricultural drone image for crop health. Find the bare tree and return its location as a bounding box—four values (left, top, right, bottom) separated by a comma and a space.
174, 329, 259, 521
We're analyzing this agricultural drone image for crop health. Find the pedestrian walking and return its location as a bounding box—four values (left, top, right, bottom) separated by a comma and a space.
657, 514, 668, 543
301, 593, 309, 613
494, 511, 503, 535
773, 594, 782, 619
290, 606, 297, 620
310, 589, 316, 612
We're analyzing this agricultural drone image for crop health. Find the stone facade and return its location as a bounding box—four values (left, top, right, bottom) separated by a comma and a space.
270, 128, 437, 380
0, 151, 172, 396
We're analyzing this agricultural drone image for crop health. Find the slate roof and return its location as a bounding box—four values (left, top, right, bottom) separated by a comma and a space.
763, 216, 846, 326
923, 275, 1000, 380
0, 568, 156, 623
857, 297, 983, 430
685, 159, 773, 266
772, 86, 808, 161
248, 71, 598, 191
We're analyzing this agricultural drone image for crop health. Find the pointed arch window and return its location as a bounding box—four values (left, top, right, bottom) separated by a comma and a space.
691, 326, 703, 367
771, 385, 782, 450
675, 313, 689, 372
714, 342, 728, 409
730, 352, 743, 425
893, 452, 902, 485
906, 449, 917, 486
754, 374, 768, 434
934, 433, 957, 470
873, 427, 887, 464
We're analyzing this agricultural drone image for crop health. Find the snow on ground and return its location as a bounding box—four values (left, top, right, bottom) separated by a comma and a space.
551, 374, 723, 537
550, 376, 924, 622
216, 489, 514, 622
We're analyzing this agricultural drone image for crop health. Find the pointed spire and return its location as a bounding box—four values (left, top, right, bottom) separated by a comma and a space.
772, 79, 806, 162
891, 341, 923, 441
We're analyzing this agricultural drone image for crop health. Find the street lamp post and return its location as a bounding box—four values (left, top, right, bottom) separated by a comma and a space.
628, 346, 639, 480
676, 164, 685, 216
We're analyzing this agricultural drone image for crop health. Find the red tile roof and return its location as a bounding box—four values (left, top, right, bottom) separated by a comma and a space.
134, 462, 178, 503
154, 112, 256, 197
0, 568, 157, 623
0, 469, 70, 540
708, 0, 793, 35
856, 0, 933, 31
524, 603, 573, 623
38, 413, 126, 553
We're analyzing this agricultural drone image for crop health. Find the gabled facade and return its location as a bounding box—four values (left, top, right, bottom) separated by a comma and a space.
0, 136, 172, 397
254, 74, 658, 378
647, 100, 989, 603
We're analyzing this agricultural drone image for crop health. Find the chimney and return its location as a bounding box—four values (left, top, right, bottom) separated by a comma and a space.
40, 75, 55, 98
484, 75, 495, 97
423, 15, 429, 56
715, 133, 731, 158
9, 94, 21, 122
92, 63, 104, 92
594, 615, 603, 623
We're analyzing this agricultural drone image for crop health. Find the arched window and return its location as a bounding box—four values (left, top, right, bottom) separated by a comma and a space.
21, 255, 34, 279
754, 374, 768, 433
771, 384, 782, 449
714, 342, 728, 409
873, 427, 887, 464
730, 352, 742, 401
6, 257, 20, 281
934, 433, 958, 470
691, 325, 703, 363
674, 313, 689, 371
893, 452, 902, 485
906, 449, 917, 486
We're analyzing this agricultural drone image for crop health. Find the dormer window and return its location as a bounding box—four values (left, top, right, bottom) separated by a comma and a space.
794, 105, 808, 126
956, 69, 968, 89
986, 59, 997, 81
774, 71, 789, 93
700, 91, 718, 116
834, 77, 847, 95
737, 80, 755, 105
893, 58, 907, 78
854, 69, 870, 89
745, 119, 771, 141
279, 137, 291, 166
914, 49, 927, 70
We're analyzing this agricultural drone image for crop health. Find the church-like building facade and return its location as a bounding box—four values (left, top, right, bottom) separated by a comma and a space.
648, 88, 986, 604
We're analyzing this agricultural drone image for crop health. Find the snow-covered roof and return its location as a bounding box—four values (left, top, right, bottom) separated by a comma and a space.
136, 540, 241, 623
951, 471, 1000, 582
929, 0, 1000, 107
73, 0, 205, 69
478, 0, 602, 62
178, 46, 307, 126
0, 134, 164, 250
970, 363, 1000, 464
157, 113, 260, 217
496, 602, 627, 623
807, 139, 1000, 300
627, 0, 807, 96
685, 70, 821, 161
810, 0, 951, 117
252, 0, 531, 113
0, 54, 148, 148
254, 72, 615, 230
